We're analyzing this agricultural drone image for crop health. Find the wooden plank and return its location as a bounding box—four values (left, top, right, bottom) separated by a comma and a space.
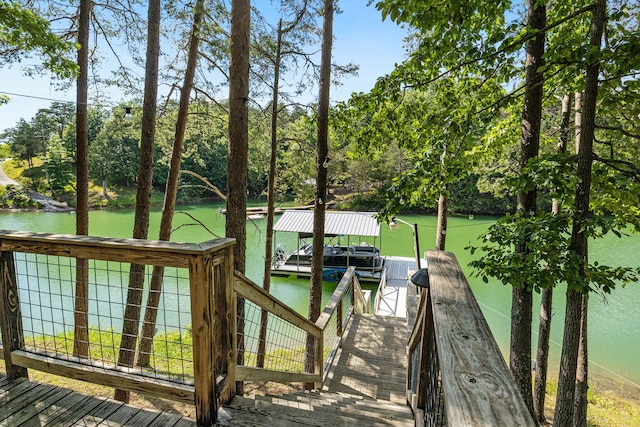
0, 382, 57, 422
10, 350, 195, 404
0, 379, 41, 405
42, 393, 105, 426
235, 366, 321, 383
96, 403, 140, 426
234, 272, 321, 338
171, 417, 199, 427
1, 386, 72, 426
116, 408, 162, 426
0, 250, 28, 380
145, 412, 195, 427
426, 250, 535, 427
0, 231, 235, 269
70, 399, 124, 426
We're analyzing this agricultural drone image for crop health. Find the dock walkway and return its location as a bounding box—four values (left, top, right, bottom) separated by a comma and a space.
375, 256, 415, 318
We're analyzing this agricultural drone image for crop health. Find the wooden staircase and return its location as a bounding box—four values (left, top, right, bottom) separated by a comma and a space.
217, 314, 414, 426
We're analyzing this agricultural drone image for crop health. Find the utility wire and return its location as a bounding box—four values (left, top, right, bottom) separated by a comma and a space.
477, 300, 640, 390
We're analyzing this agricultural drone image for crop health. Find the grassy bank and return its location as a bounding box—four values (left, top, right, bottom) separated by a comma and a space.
2, 158, 165, 209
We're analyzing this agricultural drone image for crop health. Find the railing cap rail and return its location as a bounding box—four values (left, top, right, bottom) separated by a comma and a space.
0, 230, 235, 255
426, 250, 536, 427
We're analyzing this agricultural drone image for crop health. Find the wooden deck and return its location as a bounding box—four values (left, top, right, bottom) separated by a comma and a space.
324, 314, 408, 405
0, 375, 196, 426
0, 313, 412, 426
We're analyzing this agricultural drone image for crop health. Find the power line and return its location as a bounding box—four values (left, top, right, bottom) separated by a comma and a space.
0, 90, 125, 109
0, 90, 77, 105
477, 300, 640, 390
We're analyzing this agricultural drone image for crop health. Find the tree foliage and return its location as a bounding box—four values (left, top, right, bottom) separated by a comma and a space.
0, 1, 77, 77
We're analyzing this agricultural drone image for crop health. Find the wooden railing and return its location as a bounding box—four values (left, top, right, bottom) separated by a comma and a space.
0, 231, 371, 425
0, 231, 236, 427
373, 266, 388, 313
408, 250, 535, 426
234, 266, 369, 388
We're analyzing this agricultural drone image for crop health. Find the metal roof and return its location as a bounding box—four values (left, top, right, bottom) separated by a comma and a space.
273, 210, 380, 237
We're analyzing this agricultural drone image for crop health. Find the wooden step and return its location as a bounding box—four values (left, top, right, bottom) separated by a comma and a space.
221, 394, 413, 426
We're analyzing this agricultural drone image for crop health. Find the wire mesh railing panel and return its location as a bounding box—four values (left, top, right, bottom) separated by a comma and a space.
13, 252, 195, 385
424, 320, 446, 427
238, 299, 313, 373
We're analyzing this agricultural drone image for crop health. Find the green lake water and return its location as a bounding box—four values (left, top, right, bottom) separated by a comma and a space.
1, 203, 639, 391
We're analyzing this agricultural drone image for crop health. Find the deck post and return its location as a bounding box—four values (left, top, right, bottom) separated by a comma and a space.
0, 250, 28, 380
189, 253, 217, 426
315, 331, 323, 389
214, 246, 236, 403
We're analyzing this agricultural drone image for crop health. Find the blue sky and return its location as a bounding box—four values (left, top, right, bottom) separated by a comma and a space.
0, 2, 407, 133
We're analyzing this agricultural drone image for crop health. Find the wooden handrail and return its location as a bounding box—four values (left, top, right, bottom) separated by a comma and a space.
234, 266, 368, 388
315, 267, 357, 330
234, 271, 322, 338
408, 251, 536, 426
374, 268, 387, 313
0, 230, 234, 268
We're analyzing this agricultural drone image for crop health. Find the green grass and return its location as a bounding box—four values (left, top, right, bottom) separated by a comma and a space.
537, 380, 640, 426
27, 327, 194, 383
2, 158, 45, 182
1, 157, 165, 209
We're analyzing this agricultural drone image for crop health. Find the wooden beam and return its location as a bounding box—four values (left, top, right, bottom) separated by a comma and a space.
234, 272, 321, 338
188, 254, 217, 426
426, 251, 535, 426
10, 350, 194, 403
235, 366, 321, 383
0, 231, 234, 268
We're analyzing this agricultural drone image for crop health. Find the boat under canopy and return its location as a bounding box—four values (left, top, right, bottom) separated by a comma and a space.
270, 210, 385, 283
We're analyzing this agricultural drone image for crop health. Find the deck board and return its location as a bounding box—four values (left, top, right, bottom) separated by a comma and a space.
0, 374, 196, 427
324, 314, 408, 405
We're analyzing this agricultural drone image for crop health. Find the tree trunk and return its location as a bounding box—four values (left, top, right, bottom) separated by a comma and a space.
573, 89, 589, 427
228, 0, 250, 395
305, 0, 333, 391
258, 18, 284, 369
554, 1, 605, 425
435, 190, 448, 251
73, 0, 91, 359
511, 0, 546, 418
533, 93, 572, 424
574, 294, 589, 427
114, 0, 160, 403
136, 0, 205, 368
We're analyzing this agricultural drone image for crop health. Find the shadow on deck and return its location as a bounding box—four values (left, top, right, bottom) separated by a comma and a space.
0, 375, 196, 426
